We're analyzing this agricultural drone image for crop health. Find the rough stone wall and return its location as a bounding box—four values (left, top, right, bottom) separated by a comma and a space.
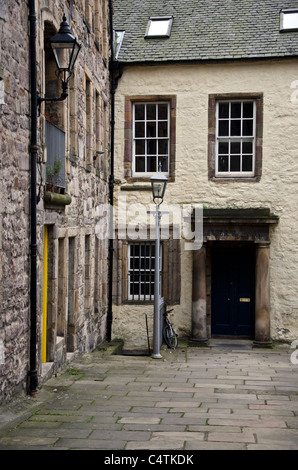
36, 0, 111, 368
113, 60, 298, 347
0, 0, 111, 403
0, 0, 31, 401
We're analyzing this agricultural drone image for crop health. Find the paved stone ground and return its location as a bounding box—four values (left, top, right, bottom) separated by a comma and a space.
0, 339, 298, 451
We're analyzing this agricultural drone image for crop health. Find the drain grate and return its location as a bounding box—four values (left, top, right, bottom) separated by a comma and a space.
120, 349, 150, 357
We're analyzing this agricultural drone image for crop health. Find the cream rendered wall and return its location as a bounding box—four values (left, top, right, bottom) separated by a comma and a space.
113, 59, 298, 349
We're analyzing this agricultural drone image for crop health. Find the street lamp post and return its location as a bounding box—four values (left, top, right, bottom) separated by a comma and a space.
28, 2, 81, 396
150, 170, 168, 359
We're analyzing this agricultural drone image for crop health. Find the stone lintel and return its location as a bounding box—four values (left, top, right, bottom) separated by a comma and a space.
197, 208, 279, 243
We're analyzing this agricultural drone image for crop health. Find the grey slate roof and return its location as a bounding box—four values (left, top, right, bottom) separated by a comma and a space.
113, 0, 298, 63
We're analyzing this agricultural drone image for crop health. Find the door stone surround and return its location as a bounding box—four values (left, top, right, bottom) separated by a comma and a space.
191, 209, 278, 346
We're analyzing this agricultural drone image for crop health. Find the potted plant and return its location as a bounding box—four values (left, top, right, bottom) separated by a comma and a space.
46, 157, 62, 192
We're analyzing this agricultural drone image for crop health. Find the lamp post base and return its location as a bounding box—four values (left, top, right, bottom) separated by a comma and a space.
152, 353, 163, 359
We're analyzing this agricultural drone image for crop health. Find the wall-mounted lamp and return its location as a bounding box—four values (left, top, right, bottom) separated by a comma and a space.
38, 15, 81, 110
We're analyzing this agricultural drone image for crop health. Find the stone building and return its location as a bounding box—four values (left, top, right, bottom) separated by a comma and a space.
0, 0, 111, 403
111, 0, 298, 350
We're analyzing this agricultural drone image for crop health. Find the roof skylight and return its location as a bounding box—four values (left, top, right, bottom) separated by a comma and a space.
145, 16, 173, 38
280, 9, 298, 31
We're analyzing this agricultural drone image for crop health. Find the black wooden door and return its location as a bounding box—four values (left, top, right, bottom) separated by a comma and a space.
211, 247, 255, 337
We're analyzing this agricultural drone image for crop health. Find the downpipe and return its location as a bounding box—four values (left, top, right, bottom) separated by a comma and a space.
106, 0, 123, 342
28, 0, 38, 396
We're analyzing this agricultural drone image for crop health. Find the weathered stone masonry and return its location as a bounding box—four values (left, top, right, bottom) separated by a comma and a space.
0, 0, 31, 401
0, 0, 111, 403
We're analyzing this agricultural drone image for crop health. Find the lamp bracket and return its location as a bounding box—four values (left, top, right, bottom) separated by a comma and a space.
37, 80, 68, 115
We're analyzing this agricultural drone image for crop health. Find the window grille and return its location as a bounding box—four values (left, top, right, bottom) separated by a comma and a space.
128, 242, 162, 301
45, 120, 66, 189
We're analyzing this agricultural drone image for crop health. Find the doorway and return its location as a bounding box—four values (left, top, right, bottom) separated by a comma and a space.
211, 246, 255, 337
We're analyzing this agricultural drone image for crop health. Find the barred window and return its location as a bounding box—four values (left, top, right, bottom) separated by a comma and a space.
128, 243, 162, 301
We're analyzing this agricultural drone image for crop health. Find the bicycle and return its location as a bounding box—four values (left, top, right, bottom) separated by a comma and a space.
163, 307, 178, 349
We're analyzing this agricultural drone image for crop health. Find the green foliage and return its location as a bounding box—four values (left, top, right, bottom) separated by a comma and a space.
46, 157, 62, 182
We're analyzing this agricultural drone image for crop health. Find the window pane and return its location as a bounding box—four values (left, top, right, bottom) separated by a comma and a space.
158, 121, 168, 137
158, 139, 168, 155
151, 246, 156, 259
242, 141, 253, 154
130, 281, 139, 296
231, 102, 241, 118
135, 157, 145, 172
135, 104, 145, 120
135, 140, 145, 155
135, 122, 145, 138
140, 257, 146, 270
147, 19, 171, 37
147, 104, 156, 120
147, 156, 157, 172
146, 256, 153, 270
147, 140, 157, 155
243, 102, 254, 118
282, 11, 298, 30
230, 155, 241, 172
219, 103, 229, 118
230, 120, 241, 136
242, 155, 253, 172
231, 142, 241, 154
218, 141, 229, 154
140, 282, 146, 296
146, 244, 154, 257
131, 244, 138, 257
147, 121, 156, 137
158, 156, 168, 173
218, 155, 228, 172
158, 103, 168, 120
243, 119, 253, 136
132, 256, 140, 270
219, 120, 229, 136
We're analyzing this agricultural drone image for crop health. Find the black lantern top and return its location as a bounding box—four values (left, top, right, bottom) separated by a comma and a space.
50, 15, 81, 77
150, 171, 168, 204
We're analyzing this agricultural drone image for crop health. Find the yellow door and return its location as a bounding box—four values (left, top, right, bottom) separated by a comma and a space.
42, 226, 48, 363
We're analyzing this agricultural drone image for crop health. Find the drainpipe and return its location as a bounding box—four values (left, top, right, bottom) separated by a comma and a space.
106, 0, 115, 343
106, 0, 122, 342
28, 0, 38, 396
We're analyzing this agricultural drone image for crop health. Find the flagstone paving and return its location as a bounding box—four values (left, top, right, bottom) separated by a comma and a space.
0, 340, 298, 450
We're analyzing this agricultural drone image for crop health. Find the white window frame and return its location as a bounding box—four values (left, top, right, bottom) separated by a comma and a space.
133, 102, 170, 177
215, 100, 256, 178
128, 243, 162, 301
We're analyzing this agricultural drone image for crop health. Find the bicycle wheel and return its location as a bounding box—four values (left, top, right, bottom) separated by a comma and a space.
163, 324, 178, 349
